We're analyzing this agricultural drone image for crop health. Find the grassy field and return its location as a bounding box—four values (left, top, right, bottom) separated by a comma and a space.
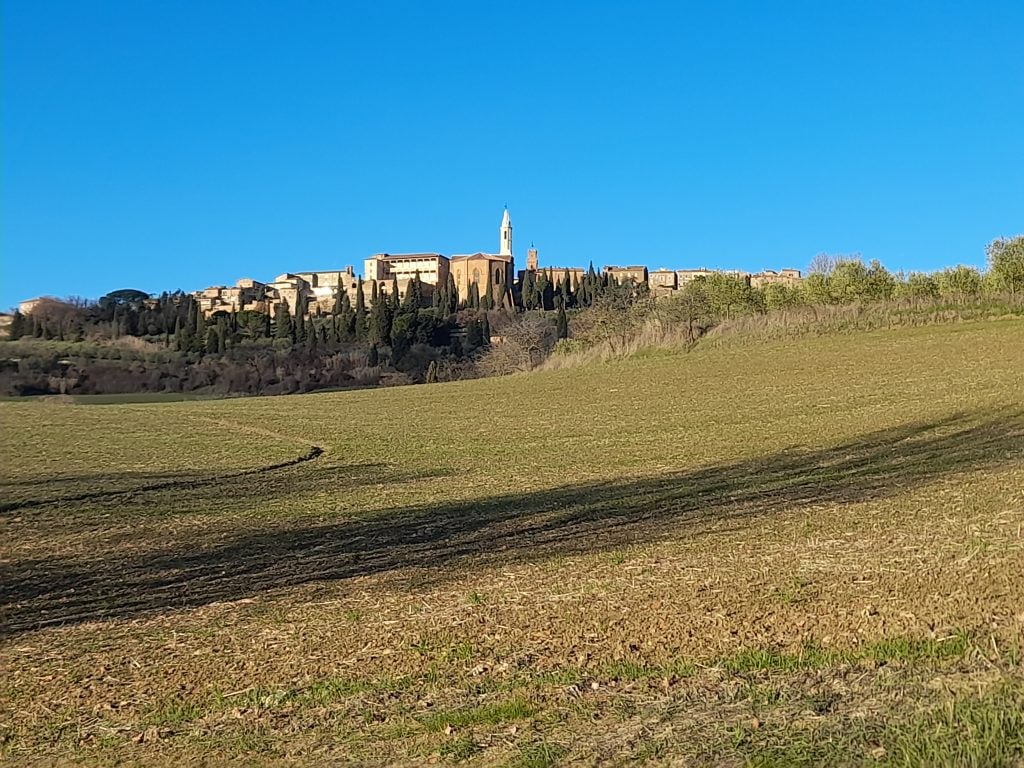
1, 319, 1023, 766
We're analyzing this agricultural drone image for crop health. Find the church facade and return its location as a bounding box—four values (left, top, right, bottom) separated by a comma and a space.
449, 208, 516, 308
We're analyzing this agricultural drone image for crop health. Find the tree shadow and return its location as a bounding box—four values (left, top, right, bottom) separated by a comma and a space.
1, 410, 1021, 638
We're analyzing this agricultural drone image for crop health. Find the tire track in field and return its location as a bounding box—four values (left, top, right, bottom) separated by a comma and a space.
0, 416, 326, 514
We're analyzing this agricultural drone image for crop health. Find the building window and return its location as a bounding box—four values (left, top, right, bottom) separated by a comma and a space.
472, 268, 480, 285
495, 268, 501, 284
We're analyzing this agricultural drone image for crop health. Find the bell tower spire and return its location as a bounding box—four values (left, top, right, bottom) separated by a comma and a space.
499, 205, 512, 257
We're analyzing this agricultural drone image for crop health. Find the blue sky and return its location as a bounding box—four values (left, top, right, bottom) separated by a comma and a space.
2, 1, 1022, 309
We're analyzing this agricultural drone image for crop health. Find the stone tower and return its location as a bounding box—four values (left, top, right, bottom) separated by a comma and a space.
499, 206, 512, 257
527, 242, 538, 271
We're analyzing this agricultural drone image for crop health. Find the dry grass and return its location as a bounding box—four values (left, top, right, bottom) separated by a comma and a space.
1, 320, 1023, 765
541, 294, 1024, 371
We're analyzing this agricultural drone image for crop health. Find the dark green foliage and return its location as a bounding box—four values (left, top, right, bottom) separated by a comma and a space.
390, 310, 416, 359
8, 311, 26, 339
556, 304, 568, 339
274, 303, 293, 341
466, 318, 483, 349
403, 273, 423, 310
354, 279, 367, 340
204, 327, 220, 355
368, 294, 393, 345
520, 271, 537, 310
390, 277, 401, 312
481, 313, 491, 346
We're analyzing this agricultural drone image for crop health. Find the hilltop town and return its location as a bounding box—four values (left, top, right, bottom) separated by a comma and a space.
183, 209, 802, 320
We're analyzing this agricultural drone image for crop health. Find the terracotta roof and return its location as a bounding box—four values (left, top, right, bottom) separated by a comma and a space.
450, 252, 512, 262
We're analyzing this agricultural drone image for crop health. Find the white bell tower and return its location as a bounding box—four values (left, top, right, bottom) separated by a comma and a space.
499, 206, 512, 257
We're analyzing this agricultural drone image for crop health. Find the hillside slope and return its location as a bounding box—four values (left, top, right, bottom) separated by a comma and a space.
1, 320, 1023, 765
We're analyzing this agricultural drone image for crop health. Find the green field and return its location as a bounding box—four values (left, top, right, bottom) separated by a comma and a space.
2, 320, 1023, 766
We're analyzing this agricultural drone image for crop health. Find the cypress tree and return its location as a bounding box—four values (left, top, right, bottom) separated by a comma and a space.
390, 310, 413, 360
335, 293, 354, 340
216, 316, 228, 353
354, 280, 367, 340
404, 272, 423, 310
537, 272, 552, 310
193, 306, 207, 352
274, 303, 293, 341
367, 343, 379, 366
173, 317, 187, 352
368, 297, 390, 345
482, 272, 494, 311
390, 277, 401, 312
521, 271, 536, 310
466, 318, 483, 348
447, 273, 458, 314
480, 313, 491, 346
556, 303, 568, 339
8, 311, 25, 339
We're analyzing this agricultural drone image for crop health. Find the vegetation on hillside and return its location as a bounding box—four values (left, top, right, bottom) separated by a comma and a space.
535, 238, 1024, 371
3, 235, 1022, 395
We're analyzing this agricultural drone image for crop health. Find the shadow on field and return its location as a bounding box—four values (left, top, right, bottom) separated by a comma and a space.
1, 411, 1022, 637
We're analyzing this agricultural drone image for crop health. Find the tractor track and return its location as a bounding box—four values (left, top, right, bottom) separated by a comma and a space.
0, 444, 325, 514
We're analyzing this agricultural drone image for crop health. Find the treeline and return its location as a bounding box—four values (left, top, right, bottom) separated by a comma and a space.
0, 275, 497, 396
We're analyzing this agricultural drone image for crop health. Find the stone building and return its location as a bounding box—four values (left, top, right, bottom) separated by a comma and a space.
17, 297, 52, 314
363, 254, 449, 288
604, 265, 649, 284
267, 274, 312, 315
295, 268, 360, 313
675, 268, 716, 285
750, 268, 802, 288
648, 269, 678, 296
722, 269, 752, 284
194, 279, 273, 315
449, 208, 516, 307
450, 254, 514, 306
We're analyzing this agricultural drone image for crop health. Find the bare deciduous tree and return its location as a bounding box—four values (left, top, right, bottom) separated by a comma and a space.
476, 313, 556, 377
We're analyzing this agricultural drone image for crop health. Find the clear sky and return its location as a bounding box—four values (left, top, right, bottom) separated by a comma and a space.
2, 1, 1022, 309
